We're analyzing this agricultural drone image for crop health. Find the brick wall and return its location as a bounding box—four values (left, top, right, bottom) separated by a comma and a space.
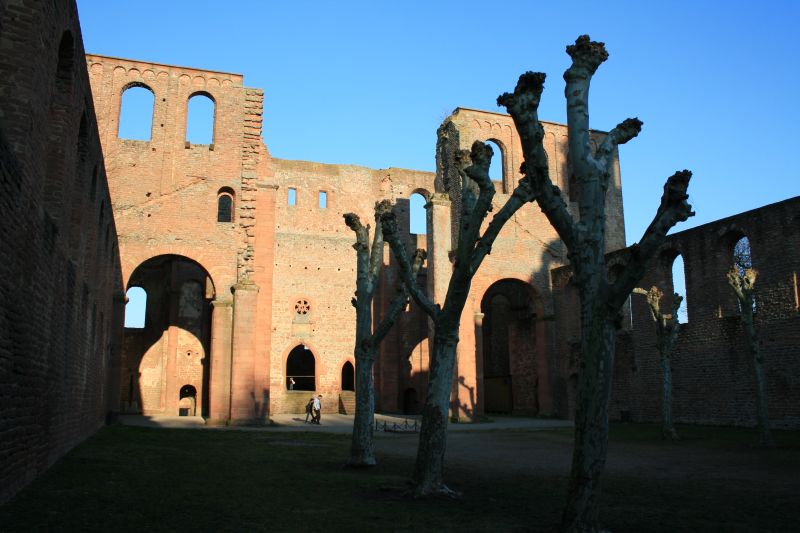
553, 197, 800, 428
0, 0, 124, 504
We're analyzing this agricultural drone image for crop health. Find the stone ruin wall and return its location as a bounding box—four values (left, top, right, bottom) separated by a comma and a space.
0, 0, 124, 504
553, 197, 800, 428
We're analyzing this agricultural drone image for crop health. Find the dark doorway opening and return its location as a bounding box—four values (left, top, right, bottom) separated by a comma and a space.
341, 361, 355, 391
286, 345, 315, 391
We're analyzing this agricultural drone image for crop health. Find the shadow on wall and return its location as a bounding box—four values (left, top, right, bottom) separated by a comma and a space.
122, 254, 215, 417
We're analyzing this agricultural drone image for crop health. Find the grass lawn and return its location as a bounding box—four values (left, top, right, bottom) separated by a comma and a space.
1, 423, 798, 532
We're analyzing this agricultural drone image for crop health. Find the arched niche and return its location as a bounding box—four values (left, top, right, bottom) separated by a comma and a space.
286, 345, 316, 391
122, 254, 215, 417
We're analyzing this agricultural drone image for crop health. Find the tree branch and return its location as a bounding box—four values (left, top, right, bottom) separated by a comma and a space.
458, 142, 497, 268
367, 200, 393, 286
563, 35, 608, 178
470, 176, 536, 274
608, 170, 694, 309
380, 209, 439, 319
595, 118, 643, 173
344, 211, 373, 301
372, 249, 425, 345
498, 71, 578, 250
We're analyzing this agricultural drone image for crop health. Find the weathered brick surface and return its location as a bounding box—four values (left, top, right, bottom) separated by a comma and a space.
553, 197, 800, 428
0, 0, 124, 504
5, 4, 796, 510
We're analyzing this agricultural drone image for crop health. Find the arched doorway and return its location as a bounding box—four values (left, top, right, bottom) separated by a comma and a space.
121, 255, 214, 417
404, 388, 420, 415
480, 279, 542, 414
286, 345, 315, 391
341, 361, 355, 391
179, 385, 197, 416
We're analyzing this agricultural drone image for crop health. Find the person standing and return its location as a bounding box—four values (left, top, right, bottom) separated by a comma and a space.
289, 377, 295, 390
312, 395, 322, 424
304, 397, 314, 423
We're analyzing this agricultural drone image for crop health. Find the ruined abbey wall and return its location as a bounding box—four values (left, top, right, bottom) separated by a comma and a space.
0, 0, 124, 504
552, 197, 800, 428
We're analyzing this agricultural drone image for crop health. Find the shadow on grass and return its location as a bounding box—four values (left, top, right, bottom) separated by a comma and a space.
1, 423, 798, 532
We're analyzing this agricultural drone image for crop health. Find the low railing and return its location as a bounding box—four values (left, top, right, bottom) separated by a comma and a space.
374, 418, 419, 433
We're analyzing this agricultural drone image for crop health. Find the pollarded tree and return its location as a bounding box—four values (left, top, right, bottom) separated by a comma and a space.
343, 200, 426, 467
633, 286, 682, 440
726, 266, 774, 448
381, 139, 538, 496
497, 36, 694, 532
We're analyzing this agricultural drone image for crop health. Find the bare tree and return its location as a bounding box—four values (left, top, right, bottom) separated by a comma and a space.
498, 36, 694, 532
343, 200, 426, 467
381, 138, 538, 496
726, 266, 774, 448
633, 286, 681, 440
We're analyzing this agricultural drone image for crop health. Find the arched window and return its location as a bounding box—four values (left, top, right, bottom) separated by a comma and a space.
125, 286, 147, 328
409, 192, 427, 235
118, 84, 154, 140
186, 93, 215, 145
671, 254, 688, 322
286, 345, 315, 391
733, 236, 752, 275
179, 385, 197, 416
341, 362, 355, 391
733, 235, 756, 312
217, 188, 234, 222
485, 139, 505, 190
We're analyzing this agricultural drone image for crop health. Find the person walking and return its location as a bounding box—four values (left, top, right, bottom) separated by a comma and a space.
304, 397, 314, 423
312, 395, 322, 424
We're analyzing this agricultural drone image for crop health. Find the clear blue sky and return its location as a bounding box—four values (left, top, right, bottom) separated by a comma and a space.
78, 0, 799, 246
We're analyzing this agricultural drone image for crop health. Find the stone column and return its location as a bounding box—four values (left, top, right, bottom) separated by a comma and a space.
105, 292, 127, 423
453, 302, 480, 421
229, 278, 259, 424
207, 298, 233, 425
473, 312, 485, 417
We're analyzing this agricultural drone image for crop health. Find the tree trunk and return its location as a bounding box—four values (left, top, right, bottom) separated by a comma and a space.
561, 298, 616, 533
742, 306, 774, 448
412, 329, 459, 496
347, 346, 376, 467
660, 349, 678, 440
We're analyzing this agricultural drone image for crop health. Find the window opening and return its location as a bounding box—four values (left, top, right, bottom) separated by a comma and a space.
186, 93, 215, 144
485, 140, 504, 186
118, 85, 154, 140
286, 345, 315, 391
217, 193, 233, 222
341, 362, 355, 391
671, 254, 688, 323
125, 286, 147, 328
318, 191, 327, 209
288, 187, 297, 206
409, 193, 426, 235
733, 236, 756, 312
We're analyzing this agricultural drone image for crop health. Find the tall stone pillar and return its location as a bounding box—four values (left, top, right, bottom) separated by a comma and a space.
473, 312, 485, 417
207, 298, 233, 425
229, 278, 259, 424
453, 302, 480, 421
251, 183, 278, 423
426, 193, 452, 309
105, 292, 127, 423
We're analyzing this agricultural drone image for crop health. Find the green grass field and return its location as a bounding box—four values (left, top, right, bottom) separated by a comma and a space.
1, 423, 798, 532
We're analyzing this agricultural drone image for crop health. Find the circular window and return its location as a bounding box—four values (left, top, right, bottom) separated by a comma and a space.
295, 299, 310, 315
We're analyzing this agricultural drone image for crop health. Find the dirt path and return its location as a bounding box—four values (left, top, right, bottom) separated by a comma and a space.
375, 429, 800, 485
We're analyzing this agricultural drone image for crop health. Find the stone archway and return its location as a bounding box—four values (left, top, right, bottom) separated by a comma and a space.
122, 254, 214, 417
286, 344, 316, 391
480, 279, 546, 415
